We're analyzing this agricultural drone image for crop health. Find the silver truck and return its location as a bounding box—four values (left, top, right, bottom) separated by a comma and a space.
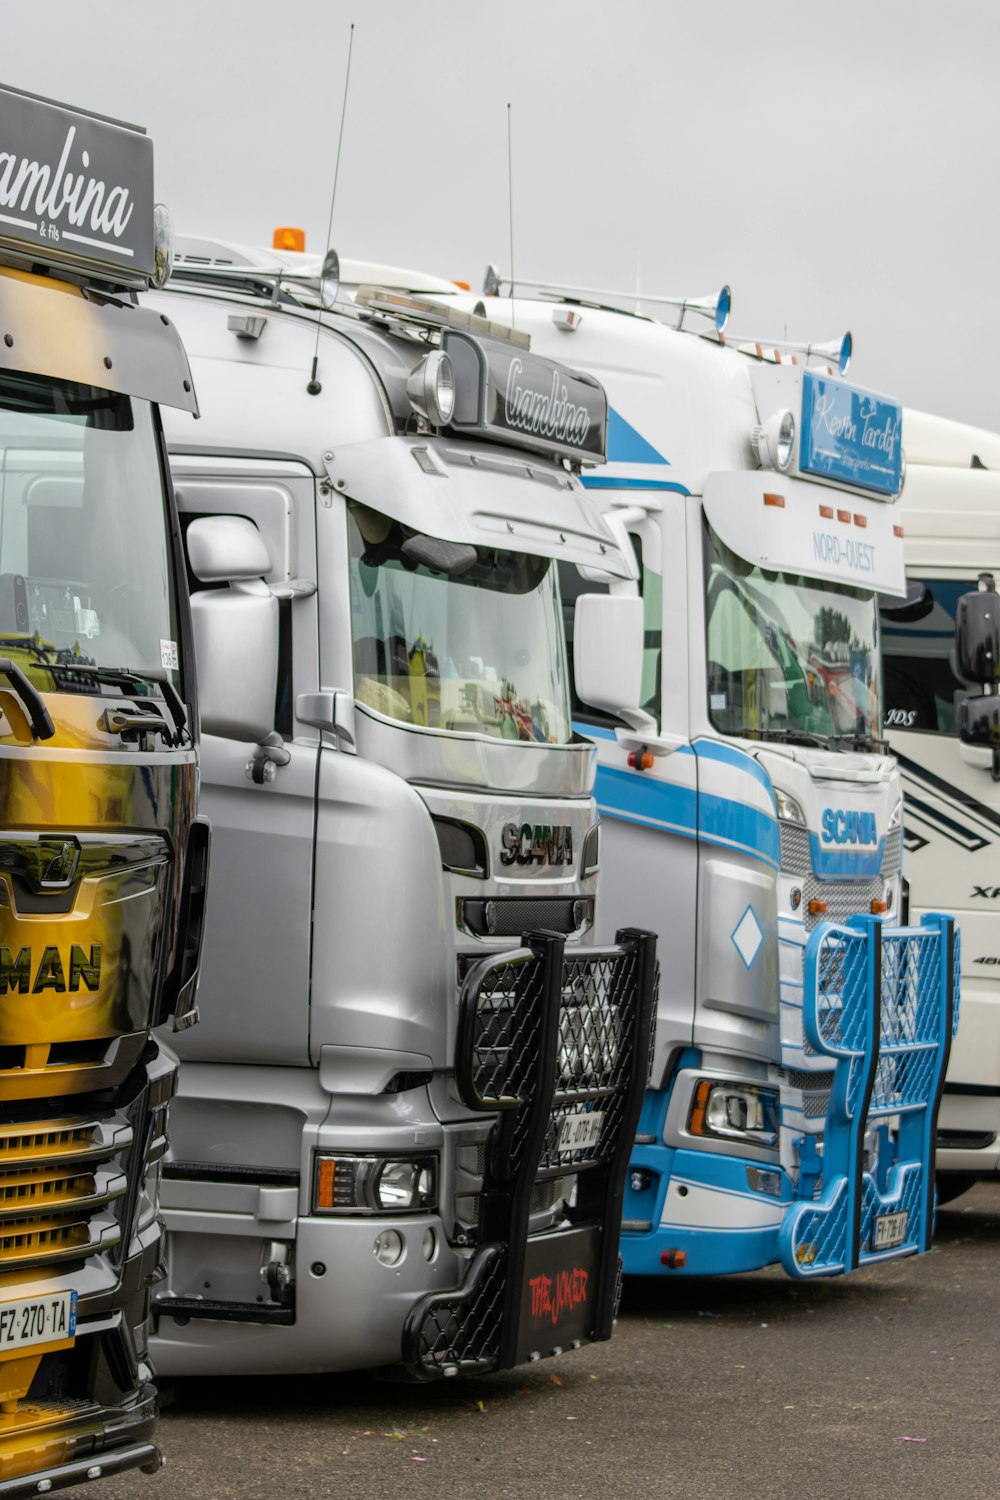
145, 242, 656, 1379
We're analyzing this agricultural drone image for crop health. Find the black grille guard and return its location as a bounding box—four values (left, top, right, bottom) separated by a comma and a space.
402, 927, 656, 1379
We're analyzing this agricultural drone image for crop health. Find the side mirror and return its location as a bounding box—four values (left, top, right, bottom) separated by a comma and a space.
573, 592, 645, 726
187, 515, 272, 583
955, 575, 1000, 685
185, 516, 278, 742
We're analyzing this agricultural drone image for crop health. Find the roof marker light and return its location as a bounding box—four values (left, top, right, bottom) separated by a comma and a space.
763, 493, 785, 508
837, 509, 851, 523
808, 899, 828, 916
819, 505, 834, 519
274, 227, 306, 252
854, 514, 867, 528
894, 524, 905, 538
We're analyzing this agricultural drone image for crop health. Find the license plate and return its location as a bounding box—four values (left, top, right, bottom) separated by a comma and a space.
874, 1211, 908, 1250
557, 1110, 603, 1153
0, 1290, 77, 1355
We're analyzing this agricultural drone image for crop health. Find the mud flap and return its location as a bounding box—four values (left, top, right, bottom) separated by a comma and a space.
402, 927, 656, 1378
780, 912, 957, 1278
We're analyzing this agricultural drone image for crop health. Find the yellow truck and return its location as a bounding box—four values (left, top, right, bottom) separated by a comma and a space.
0, 84, 205, 1493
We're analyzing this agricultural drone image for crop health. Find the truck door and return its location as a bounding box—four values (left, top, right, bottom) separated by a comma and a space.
173, 458, 320, 1064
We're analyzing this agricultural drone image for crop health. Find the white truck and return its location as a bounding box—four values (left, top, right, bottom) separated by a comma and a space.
440, 276, 959, 1279
143, 239, 657, 1379
879, 410, 1000, 1201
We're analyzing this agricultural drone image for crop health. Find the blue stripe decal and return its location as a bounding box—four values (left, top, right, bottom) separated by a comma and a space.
594, 764, 780, 870
580, 476, 692, 493
607, 407, 670, 465
809, 834, 885, 879
694, 738, 777, 810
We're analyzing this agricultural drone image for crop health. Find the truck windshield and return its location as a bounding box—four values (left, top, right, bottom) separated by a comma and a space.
0, 371, 179, 690
348, 502, 572, 743
704, 523, 881, 746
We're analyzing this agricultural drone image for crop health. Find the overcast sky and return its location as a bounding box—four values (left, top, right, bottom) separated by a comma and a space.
5, 1, 998, 428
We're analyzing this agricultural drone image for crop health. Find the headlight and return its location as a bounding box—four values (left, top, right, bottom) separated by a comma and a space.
688, 1080, 778, 1148
313, 1153, 437, 1215
774, 788, 806, 825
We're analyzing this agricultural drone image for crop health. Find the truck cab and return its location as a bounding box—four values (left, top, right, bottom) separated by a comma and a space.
144, 242, 656, 1379
0, 86, 205, 1493
456, 281, 957, 1280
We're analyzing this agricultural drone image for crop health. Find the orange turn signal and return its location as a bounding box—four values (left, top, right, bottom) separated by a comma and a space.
871, 899, 889, 914
628, 749, 654, 771
315, 1158, 336, 1209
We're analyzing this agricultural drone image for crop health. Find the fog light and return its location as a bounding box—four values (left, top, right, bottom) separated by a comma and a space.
630, 1169, 651, 1193
790, 887, 802, 911
374, 1229, 404, 1266
422, 1227, 437, 1262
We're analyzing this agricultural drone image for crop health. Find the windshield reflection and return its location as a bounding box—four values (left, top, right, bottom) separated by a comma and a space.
704, 524, 881, 747
348, 503, 571, 743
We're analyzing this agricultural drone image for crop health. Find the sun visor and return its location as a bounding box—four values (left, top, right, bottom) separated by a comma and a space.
0, 273, 198, 413
703, 470, 906, 596
324, 435, 635, 579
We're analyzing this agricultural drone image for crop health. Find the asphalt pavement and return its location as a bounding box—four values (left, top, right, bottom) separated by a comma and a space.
62, 1182, 1000, 1500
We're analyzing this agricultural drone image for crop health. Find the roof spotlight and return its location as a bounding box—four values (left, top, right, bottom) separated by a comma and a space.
752, 409, 796, 471
319, 249, 340, 310
406, 350, 456, 427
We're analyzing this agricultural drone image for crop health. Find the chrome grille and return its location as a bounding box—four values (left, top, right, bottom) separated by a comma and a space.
803, 873, 885, 930
779, 822, 811, 876
0, 1114, 132, 1272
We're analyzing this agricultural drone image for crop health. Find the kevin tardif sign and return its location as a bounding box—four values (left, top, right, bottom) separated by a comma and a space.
443, 328, 608, 465
799, 372, 902, 498
0, 85, 154, 284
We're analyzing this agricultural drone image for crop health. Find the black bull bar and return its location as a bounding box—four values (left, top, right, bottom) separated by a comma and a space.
401, 927, 656, 1378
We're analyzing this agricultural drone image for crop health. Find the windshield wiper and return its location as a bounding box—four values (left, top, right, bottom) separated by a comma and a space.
828, 730, 889, 754
56, 663, 189, 746
743, 727, 835, 749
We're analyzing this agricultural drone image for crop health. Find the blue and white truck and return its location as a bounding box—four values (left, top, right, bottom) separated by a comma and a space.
440, 279, 959, 1280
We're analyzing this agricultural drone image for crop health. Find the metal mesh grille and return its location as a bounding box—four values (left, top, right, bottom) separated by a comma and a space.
409, 1245, 506, 1376
467, 957, 546, 1109
782, 916, 955, 1278
804, 873, 885, 930
459, 898, 588, 938
779, 822, 811, 876
407, 930, 653, 1378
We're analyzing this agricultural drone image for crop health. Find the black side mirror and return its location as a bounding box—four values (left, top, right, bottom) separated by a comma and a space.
956, 575, 1000, 684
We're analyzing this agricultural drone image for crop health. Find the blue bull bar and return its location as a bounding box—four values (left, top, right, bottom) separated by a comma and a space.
779, 913, 958, 1278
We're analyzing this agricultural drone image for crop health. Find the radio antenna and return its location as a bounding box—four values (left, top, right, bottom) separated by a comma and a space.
308, 21, 355, 395
507, 102, 516, 334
